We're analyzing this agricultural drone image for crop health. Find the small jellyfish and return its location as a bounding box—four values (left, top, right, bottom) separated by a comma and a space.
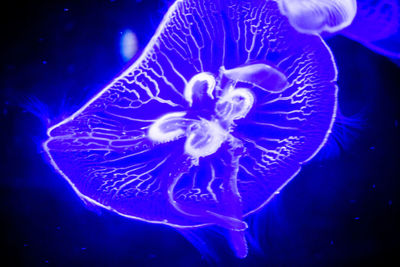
43, 0, 337, 258
276, 0, 357, 34
340, 0, 400, 58
120, 29, 139, 62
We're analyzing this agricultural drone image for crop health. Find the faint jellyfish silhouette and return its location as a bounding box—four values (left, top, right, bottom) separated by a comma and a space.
276, 0, 357, 34
120, 29, 139, 62
43, 0, 337, 258
340, 0, 400, 58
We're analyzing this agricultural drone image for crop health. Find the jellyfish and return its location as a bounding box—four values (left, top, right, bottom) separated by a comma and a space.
43, 0, 337, 258
276, 0, 357, 34
120, 29, 139, 62
340, 0, 400, 58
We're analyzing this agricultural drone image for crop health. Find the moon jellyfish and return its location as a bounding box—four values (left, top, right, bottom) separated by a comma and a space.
43, 0, 337, 258
341, 0, 400, 58
276, 0, 357, 34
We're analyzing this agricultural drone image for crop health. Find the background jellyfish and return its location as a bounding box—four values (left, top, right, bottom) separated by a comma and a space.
276, 0, 357, 34
340, 0, 400, 58
120, 29, 139, 62
2, 0, 400, 265
43, 0, 337, 258
278, 0, 400, 58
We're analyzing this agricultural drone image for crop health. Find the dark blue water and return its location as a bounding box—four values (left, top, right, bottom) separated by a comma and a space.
1, 0, 399, 265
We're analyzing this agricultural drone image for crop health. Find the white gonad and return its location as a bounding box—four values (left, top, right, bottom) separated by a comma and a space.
276, 0, 357, 34
215, 87, 255, 121
148, 112, 190, 143
184, 73, 216, 106
184, 119, 228, 160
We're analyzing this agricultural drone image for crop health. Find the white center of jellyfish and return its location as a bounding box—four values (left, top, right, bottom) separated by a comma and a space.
148, 63, 287, 161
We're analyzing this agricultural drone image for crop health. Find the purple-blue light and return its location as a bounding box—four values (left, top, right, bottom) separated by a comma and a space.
43, 0, 337, 258
341, 0, 400, 58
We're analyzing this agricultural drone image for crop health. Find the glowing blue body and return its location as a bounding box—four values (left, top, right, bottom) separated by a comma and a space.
43, 0, 337, 258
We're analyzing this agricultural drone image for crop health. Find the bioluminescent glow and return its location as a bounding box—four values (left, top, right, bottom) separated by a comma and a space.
43, 0, 338, 258
341, 0, 400, 58
120, 29, 139, 62
276, 0, 357, 34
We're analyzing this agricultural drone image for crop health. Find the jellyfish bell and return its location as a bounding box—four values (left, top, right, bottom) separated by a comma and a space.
276, 0, 357, 34
43, 0, 338, 259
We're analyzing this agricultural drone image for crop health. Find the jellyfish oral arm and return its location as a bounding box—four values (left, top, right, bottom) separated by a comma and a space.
222, 63, 289, 93
145, 63, 283, 257
145, 63, 291, 257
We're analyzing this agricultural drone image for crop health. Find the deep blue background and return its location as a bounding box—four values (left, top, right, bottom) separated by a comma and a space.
1, 0, 399, 266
